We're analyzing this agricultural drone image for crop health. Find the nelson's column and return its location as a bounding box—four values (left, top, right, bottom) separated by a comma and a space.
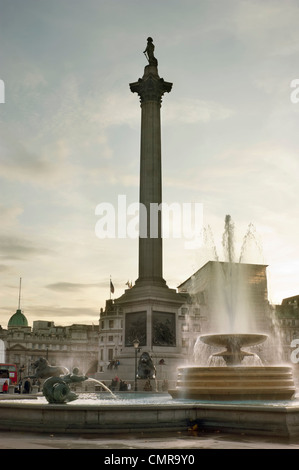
114, 38, 186, 379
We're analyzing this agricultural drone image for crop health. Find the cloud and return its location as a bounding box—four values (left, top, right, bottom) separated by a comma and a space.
90, 92, 140, 129
0, 204, 23, 226
164, 98, 234, 124
0, 235, 51, 261
0, 129, 52, 181
46, 282, 103, 292
21, 305, 100, 325
233, 0, 299, 57
0, 265, 10, 273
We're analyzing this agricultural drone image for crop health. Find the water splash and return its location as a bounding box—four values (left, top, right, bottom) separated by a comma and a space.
192, 215, 276, 364
85, 378, 117, 398
222, 215, 235, 263
203, 226, 219, 262
210, 215, 265, 333
239, 223, 264, 264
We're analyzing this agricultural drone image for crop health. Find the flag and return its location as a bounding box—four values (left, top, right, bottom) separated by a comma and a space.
110, 279, 114, 294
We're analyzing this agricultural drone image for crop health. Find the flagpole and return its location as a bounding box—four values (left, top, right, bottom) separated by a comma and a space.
18, 277, 22, 310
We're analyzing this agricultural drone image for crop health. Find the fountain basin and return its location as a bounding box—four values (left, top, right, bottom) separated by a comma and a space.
200, 333, 268, 366
200, 333, 268, 349
169, 332, 296, 400
168, 366, 296, 401
2, 394, 299, 437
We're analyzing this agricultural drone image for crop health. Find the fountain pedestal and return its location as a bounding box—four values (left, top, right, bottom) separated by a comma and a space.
169, 365, 295, 400
169, 333, 296, 401
200, 333, 268, 366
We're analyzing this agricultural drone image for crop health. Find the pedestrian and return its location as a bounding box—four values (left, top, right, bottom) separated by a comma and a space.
110, 378, 117, 391
119, 380, 128, 391
23, 378, 31, 394
144, 379, 152, 391
2, 380, 8, 393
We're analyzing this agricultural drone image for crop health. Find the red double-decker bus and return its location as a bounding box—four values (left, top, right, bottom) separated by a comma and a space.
0, 364, 18, 389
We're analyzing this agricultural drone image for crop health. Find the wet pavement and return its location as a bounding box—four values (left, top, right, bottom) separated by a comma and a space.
0, 429, 299, 450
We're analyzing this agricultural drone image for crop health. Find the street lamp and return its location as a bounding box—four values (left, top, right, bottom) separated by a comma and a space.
133, 338, 140, 392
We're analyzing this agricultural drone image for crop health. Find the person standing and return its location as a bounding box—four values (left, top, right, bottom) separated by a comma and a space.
2, 380, 8, 393
23, 378, 31, 394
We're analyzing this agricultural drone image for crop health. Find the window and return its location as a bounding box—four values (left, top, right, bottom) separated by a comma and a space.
108, 349, 113, 361
109, 320, 114, 329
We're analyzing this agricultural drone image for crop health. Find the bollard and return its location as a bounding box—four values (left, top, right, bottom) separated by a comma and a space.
8, 385, 15, 394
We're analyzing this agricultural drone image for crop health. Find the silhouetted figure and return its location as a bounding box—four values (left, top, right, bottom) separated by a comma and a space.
23, 378, 31, 394
143, 37, 158, 66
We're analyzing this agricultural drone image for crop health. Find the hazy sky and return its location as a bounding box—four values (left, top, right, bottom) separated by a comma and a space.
1, 0, 299, 327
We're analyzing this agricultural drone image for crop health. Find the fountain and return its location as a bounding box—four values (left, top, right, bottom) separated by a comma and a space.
169, 216, 296, 401
200, 333, 268, 366
1, 216, 299, 437
21, 357, 117, 404
169, 332, 296, 400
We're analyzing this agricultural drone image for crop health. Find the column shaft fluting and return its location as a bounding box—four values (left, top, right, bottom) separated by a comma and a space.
130, 65, 172, 287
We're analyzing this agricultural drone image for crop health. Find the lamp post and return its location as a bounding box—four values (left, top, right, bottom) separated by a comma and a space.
133, 338, 140, 392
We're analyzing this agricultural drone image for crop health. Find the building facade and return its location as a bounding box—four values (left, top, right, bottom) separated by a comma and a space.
0, 311, 99, 381
275, 296, 299, 363
1, 267, 298, 389
97, 261, 299, 385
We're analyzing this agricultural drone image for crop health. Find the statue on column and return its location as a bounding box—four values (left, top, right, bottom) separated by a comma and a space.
143, 37, 158, 66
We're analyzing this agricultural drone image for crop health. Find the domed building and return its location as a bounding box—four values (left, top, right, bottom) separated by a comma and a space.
8, 309, 28, 329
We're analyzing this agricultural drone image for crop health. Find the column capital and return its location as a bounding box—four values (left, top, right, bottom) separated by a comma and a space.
130, 66, 172, 104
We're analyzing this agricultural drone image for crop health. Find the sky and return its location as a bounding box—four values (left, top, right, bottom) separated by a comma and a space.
1, 0, 299, 327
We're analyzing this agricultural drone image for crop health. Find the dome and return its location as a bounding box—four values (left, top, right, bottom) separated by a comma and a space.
8, 309, 28, 328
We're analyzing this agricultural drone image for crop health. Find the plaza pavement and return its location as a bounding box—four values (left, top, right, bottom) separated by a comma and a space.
0, 429, 299, 449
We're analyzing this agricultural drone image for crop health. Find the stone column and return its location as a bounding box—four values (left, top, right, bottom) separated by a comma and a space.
130, 64, 172, 287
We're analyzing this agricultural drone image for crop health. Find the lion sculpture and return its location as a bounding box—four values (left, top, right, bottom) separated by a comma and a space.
137, 351, 156, 380
31, 357, 69, 379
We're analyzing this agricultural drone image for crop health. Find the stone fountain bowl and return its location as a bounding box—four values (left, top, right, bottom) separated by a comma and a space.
200, 333, 268, 350
199, 333, 268, 366
169, 333, 296, 401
